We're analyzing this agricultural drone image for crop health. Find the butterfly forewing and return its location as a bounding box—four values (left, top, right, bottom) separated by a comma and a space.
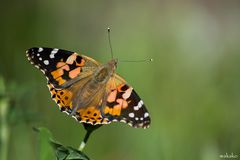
26, 47, 98, 88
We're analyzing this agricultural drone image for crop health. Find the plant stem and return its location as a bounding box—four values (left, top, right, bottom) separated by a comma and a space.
78, 130, 93, 151
78, 123, 102, 151
0, 78, 9, 160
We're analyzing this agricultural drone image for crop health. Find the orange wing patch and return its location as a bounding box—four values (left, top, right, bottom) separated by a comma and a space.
104, 104, 122, 116
65, 53, 85, 66
69, 67, 81, 79
77, 107, 109, 125
51, 65, 70, 79
107, 89, 117, 102
104, 86, 131, 116
50, 53, 85, 86
104, 76, 132, 117
47, 82, 109, 125
47, 83, 73, 110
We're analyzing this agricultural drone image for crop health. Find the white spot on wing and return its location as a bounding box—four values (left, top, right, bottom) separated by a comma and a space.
50, 48, 58, 58
128, 122, 133, 126
62, 111, 69, 115
40, 69, 45, 74
72, 116, 78, 121
133, 106, 139, 111
133, 100, 143, 111
144, 112, 149, 118
129, 113, 134, 118
43, 60, 49, 65
38, 48, 43, 52
120, 119, 126, 123
139, 100, 143, 107
138, 123, 144, 127
122, 87, 133, 99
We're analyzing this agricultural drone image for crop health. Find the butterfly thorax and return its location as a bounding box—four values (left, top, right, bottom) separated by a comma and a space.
71, 59, 117, 113
94, 59, 117, 83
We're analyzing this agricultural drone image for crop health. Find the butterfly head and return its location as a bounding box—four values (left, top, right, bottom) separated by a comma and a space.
108, 58, 118, 70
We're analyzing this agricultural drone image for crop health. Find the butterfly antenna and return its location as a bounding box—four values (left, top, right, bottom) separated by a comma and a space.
107, 27, 114, 59
119, 58, 153, 63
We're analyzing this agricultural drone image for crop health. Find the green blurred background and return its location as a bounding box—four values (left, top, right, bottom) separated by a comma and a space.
1, 0, 240, 160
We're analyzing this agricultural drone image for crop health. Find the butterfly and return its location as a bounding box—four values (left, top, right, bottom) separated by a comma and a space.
26, 47, 150, 128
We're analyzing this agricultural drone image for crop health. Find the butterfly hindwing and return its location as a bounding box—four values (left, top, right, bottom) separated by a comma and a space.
47, 79, 110, 125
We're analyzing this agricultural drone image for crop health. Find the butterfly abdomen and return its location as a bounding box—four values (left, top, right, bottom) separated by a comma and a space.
71, 77, 106, 112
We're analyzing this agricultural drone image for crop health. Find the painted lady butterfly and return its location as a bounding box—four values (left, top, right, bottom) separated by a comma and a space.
26, 47, 150, 128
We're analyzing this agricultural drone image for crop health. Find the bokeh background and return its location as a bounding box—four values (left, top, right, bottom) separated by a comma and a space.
1, 0, 240, 160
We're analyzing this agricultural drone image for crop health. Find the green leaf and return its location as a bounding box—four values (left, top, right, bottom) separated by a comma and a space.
34, 127, 90, 160
34, 127, 55, 160
50, 140, 90, 160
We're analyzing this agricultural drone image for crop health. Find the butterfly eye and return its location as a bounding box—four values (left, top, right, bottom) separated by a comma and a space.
114, 59, 118, 66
